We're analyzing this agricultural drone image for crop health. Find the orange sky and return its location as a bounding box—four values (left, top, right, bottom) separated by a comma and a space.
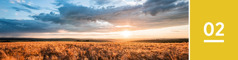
12, 25, 188, 39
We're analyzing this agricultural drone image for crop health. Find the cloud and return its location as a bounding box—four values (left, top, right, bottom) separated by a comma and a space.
32, 12, 65, 24
0, 18, 113, 35
31, 12, 115, 32
32, 0, 142, 24
0, 19, 59, 34
3, 0, 188, 34
15, 13, 18, 15
15, 0, 25, 3
16, 0, 21, 3
18, 3, 40, 10
9, 0, 15, 3
53, 0, 69, 6
33, 2, 137, 25
142, 0, 188, 16
30, 0, 188, 32
92, 0, 111, 5
10, 0, 41, 13
12, 7, 31, 13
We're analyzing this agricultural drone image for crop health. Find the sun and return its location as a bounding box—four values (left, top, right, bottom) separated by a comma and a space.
120, 30, 132, 38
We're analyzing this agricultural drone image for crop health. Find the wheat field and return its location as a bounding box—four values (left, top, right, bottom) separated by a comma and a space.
0, 42, 188, 60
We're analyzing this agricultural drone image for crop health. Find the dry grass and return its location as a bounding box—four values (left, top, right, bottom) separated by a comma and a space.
0, 42, 188, 60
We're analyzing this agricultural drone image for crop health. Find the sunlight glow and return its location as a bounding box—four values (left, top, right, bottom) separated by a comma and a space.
115, 25, 132, 28
22, 25, 188, 39
120, 30, 132, 38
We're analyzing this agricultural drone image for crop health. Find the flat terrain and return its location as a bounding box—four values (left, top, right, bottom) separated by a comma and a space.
0, 42, 188, 60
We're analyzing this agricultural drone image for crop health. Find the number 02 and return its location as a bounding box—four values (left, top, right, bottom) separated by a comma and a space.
204, 22, 224, 36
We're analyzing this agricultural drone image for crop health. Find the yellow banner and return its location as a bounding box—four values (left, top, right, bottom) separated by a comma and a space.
190, 0, 238, 60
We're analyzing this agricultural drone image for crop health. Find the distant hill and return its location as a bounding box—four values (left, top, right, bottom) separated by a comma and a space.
0, 38, 188, 43
130, 38, 188, 43
0, 38, 110, 42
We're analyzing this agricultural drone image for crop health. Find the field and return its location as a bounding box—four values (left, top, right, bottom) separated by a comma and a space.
0, 42, 188, 60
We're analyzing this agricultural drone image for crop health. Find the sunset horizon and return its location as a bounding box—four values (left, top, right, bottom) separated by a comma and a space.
0, 0, 189, 60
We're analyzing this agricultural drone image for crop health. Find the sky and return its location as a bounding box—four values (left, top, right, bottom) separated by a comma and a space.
0, 0, 189, 39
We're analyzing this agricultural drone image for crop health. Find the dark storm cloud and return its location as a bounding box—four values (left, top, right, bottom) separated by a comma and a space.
18, 3, 41, 10
12, 7, 31, 13
0, 19, 58, 33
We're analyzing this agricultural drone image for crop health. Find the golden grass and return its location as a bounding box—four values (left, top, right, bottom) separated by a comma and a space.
0, 42, 188, 60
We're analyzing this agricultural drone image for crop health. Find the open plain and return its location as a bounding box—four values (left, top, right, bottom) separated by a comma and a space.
0, 42, 188, 60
